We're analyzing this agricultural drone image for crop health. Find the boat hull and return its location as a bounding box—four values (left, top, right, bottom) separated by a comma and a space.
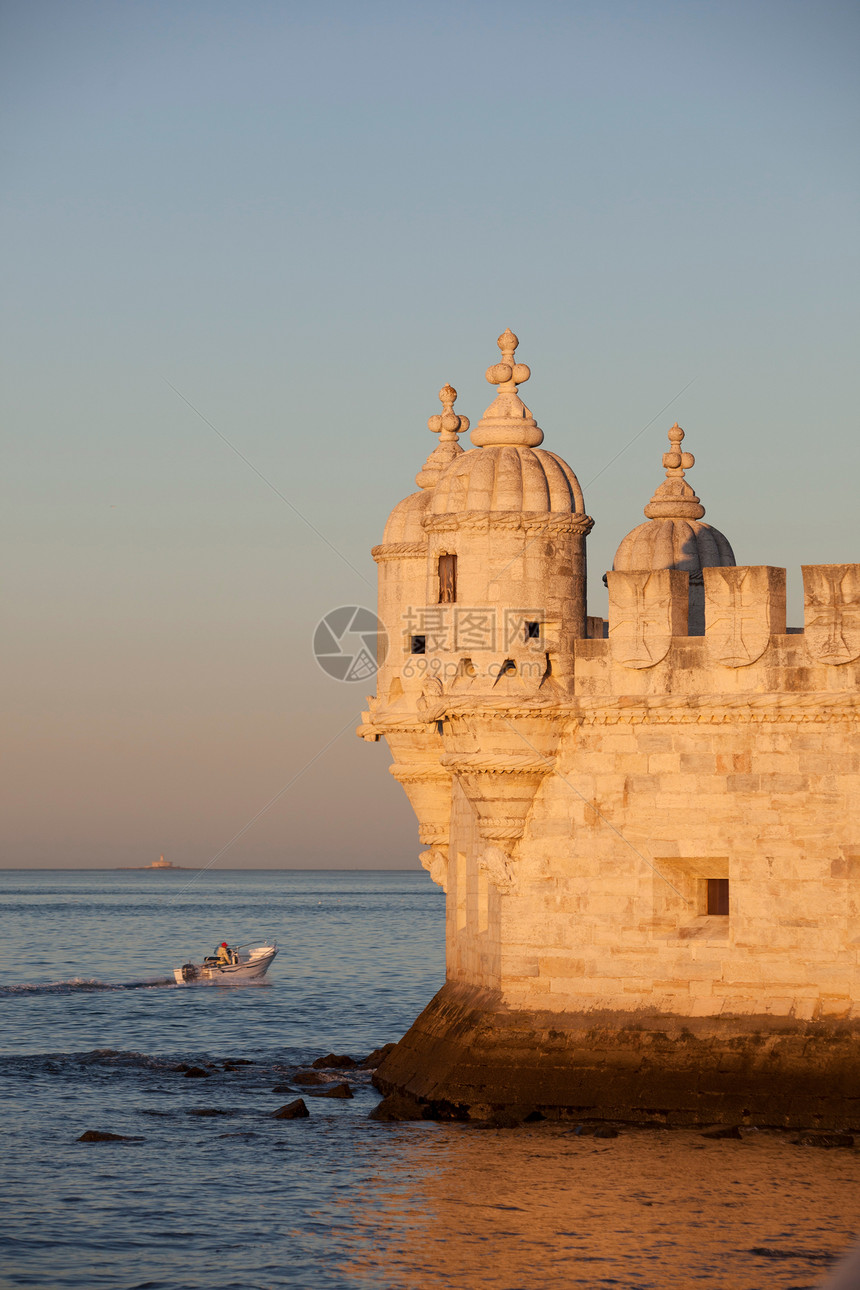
174, 944, 277, 985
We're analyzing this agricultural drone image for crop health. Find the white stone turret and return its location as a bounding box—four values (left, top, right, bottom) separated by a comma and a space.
421, 329, 593, 693
612, 423, 735, 633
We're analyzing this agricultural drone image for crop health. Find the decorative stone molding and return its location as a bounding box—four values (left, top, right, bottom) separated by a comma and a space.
357, 717, 437, 741
441, 752, 555, 776
418, 826, 449, 845
572, 692, 860, 726
372, 542, 427, 562
478, 820, 528, 842
419, 847, 449, 892
423, 511, 593, 536
389, 764, 451, 785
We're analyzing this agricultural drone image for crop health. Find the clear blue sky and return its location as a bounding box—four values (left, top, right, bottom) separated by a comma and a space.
2, 0, 858, 867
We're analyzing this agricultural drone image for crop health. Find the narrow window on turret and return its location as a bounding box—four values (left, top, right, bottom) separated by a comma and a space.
411, 635, 426, 654
525, 620, 540, 640
707, 878, 729, 915
438, 553, 457, 603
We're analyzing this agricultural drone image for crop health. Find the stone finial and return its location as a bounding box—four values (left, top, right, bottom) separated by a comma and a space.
485, 329, 531, 392
662, 423, 695, 478
428, 384, 469, 441
472, 329, 543, 448
643, 423, 705, 521
416, 384, 467, 490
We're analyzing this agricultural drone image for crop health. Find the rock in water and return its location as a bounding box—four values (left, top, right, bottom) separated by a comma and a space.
77, 1130, 143, 1142
312, 1053, 356, 1070
293, 1070, 331, 1085
369, 1091, 428, 1122
309, 1083, 353, 1099
594, 1126, 619, 1139
271, 1099, 310, 1120
701, 1125, 743, 1139
183, 1066, 211, 1079
358, 1043, 396, 1070
794, 1133, 854, 1149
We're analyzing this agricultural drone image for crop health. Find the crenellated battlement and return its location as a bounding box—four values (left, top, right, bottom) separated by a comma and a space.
575, 563, 860, 697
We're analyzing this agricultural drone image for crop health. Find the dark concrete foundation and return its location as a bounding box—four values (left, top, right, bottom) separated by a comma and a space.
373, 983, 860, 1129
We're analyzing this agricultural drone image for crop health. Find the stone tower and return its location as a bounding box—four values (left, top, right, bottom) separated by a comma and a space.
359, 331, 860, 1128
612, 422, 735, 635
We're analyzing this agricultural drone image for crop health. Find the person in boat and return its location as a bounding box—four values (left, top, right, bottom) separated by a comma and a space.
215, 941, 238, 965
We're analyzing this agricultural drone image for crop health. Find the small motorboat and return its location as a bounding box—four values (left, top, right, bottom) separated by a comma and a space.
174, 942, 277, 984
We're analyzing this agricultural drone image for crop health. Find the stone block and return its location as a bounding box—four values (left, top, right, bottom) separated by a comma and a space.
832, 856, 860, 879
608, 569, 689, 667
704, 565, 786, 667
802, 564, 860, 664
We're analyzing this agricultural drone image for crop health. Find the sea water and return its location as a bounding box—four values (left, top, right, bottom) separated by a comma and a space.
1, 868, 859, 1290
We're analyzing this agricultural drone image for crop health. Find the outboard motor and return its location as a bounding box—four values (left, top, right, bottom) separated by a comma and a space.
179, 963, 198, 983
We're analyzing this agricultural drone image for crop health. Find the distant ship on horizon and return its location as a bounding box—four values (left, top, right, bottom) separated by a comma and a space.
125, 854, 191, 870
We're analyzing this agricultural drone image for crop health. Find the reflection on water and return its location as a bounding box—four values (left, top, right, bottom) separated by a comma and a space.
335, 1124, 860, 1289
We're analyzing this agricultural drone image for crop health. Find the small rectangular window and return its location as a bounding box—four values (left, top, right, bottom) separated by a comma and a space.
438, 554, 457, 604
525, 620, 541, 640
411, 635, 426, 655
707, 878, 729, 915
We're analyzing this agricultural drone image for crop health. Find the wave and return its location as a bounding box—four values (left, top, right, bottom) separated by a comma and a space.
0, 977, 178, 996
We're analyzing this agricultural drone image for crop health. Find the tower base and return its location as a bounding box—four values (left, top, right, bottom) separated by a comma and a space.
372, 982, 860, 1129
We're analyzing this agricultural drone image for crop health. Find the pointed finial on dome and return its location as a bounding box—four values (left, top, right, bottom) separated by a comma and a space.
472, 329, 543, 448
416, 384, 467, 489
643, 423, 704, 520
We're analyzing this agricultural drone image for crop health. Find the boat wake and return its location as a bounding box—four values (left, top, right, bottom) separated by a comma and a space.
0, 977, 178, 996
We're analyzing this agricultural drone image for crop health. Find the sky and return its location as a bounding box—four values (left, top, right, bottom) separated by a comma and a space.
2, 0, 858, 868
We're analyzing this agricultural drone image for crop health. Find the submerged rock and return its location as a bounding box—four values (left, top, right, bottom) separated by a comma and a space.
293, 1070, 332, 1086
183, 1066, 211, 1079
312, 1053, 356, 1070
702, 1125, 742, 1139
77, 1130, 143, 1143
593, 1126, 619, 1139
309, 1082, 353, 1099
271, 1099, 310, 1120
186, 1108, 233, 1117
272, 1084, 297, 1094
793, 1133, 854, 1149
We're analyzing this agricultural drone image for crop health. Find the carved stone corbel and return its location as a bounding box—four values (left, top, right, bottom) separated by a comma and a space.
419, 847, 449, 892
477, 845, 517, 894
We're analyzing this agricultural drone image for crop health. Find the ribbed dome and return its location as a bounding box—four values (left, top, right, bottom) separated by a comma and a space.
382, 489, 430, 544
612, 423, 735, 579
614, 517, 735, 577
430, 446, 586, 517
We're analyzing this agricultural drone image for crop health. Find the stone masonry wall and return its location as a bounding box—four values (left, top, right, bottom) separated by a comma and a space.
507, 705, 859, 1019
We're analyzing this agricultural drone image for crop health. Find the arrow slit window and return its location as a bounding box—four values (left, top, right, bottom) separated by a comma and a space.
438, 554, 457, 604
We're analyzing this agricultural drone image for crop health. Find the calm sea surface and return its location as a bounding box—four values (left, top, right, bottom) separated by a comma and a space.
1, 868, 859, 1290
